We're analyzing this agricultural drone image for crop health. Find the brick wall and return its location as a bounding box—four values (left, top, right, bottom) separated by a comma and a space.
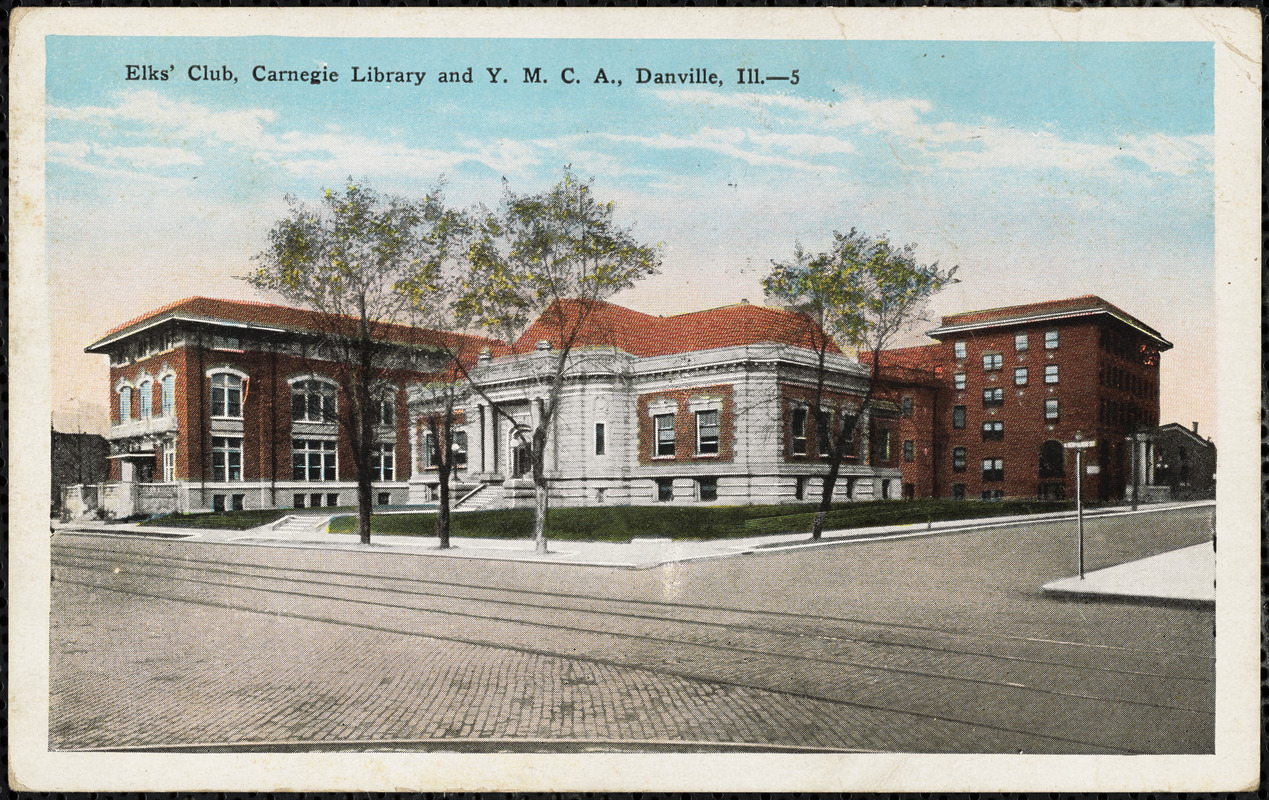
636, 384, 734, 466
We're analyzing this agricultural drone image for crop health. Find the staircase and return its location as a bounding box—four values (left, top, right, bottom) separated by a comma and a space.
453, 483, 504, 512
269, 514, 333, 536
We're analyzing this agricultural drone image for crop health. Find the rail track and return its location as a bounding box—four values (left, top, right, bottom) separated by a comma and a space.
51, 533, 1215, 754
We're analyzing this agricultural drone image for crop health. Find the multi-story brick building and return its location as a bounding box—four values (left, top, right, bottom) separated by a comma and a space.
74, 293, 1173, 517
83, 297, 492, 516
876, 295, 1171, 502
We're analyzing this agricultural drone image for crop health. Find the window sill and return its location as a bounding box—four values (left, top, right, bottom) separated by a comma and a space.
651, 455, 676, 461
693, 453, 719, 459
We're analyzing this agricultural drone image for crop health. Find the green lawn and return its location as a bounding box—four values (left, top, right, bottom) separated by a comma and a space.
327, 499, 1085, 541
139, 509, 291, 530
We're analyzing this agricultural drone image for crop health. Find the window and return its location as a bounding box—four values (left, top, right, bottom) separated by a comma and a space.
1015, 332, 1029, 352
232, 494, 245, 511
118, 386, 132, 422
952, 405, 966, 429
876, 429, 891, 461
1044, 398, 1060, 421
452, 430, 468, 469
952, 483, 965, 501
982, 388, 1004, 407
816, 409, 831, 455
326, 493, 339, 507
292, 438, 337, 481
377, 492, 391, 505
421, 430, 437, 468
982, 458, 1004, 481
213, 494, 226, 513
654, 413, 675, 457
698, 477, 718, 501
1044, 364, 1059, 384
952, 447, 966, 472
212, 334, 241, 351
696, 409, 719, 455
594, 423, 605, 456
982, 353, 1003, 371
790, 407, 807, 455
954, 341, 967, 360
794, 477, 805, 501
162, 443, 176, 482
371, 394, 395, 426
954, 373, 966, 390
903, 439, 914, 462
982, 420, 1004, 441
901, 396, 913, 419
293, 493, 306, 508
292, 380, 336, 423
1045, 329, 1060, 349
371, 442, 395, 481
1013, 367, 1028, 386
160, 375, 175, 417
210, 373, 243, 418
656, 477, 673, 502
981, 489, 1004, 501
138, 380, 152, 418
211, 436, 242, 482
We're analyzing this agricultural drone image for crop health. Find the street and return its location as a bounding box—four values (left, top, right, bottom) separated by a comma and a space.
50, 505, 1215, 753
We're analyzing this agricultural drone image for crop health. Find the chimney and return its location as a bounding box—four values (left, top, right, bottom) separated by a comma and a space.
1191, 421, 1198, 435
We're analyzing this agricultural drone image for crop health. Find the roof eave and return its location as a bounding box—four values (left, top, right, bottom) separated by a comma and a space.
927, 307, 1172, 350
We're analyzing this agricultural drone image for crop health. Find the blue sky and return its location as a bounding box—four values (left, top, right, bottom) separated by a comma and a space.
46, 36, 1215, 435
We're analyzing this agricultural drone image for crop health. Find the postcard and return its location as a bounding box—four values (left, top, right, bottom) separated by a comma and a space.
9, 6, 1261, 792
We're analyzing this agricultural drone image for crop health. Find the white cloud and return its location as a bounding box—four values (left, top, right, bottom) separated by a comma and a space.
48, 90, 542, 181
652, 86, 1213, 179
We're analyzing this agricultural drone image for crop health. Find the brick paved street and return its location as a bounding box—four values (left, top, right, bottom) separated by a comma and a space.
50, 505, 1215, 753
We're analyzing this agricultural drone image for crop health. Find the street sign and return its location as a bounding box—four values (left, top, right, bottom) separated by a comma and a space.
1086, 465, 1100, 474
1063, 440, 1096, 450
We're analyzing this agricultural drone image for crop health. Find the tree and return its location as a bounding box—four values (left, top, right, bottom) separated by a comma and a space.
456, 168, 660, 554
764, 228, 957, 540
248, 180, 459, 544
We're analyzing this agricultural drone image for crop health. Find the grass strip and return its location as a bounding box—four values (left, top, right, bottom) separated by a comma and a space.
326, 499, 1086, 541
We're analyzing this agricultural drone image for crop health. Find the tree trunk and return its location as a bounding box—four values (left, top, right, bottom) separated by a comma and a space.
437, 460, 451, 549
532, 481, 549, 554
357, 477, 372, 545
813, 457, 843, 540
531, 426, 549, 554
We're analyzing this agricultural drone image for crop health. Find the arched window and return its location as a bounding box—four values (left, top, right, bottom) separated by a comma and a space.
138, 379, 153, 419
372, 391, 396, 426
160, 374, 176, 417
292, 379, 337, 423
210, 373, 243, 418
118, 385, 132, 423
1039, 440, 1064, 479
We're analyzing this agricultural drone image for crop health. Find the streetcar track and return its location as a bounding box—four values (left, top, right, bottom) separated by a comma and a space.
53, 553, 1213, 716
53, 537, 1216, 668
53, 545, 1214, 687
53, 575, 1140, 755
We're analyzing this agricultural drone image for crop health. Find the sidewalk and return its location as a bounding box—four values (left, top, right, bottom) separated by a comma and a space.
54, 500, 1215, 573
1041, 543, 1215, 607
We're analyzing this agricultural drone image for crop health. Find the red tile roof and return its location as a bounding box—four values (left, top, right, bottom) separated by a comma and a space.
514, 298, 841, 357
932, 295, 1170, 348
88, 296, 500, 363
858, 345, 943, 385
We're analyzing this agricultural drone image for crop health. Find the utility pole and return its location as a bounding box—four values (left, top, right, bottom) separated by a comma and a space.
1065, 432, 1096, 580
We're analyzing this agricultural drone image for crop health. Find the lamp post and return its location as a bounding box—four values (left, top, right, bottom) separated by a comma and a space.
1064, 432, 1097, 579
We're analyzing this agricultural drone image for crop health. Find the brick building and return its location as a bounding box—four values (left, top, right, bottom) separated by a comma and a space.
74, 293, 1175, 517
82, 297, 492, 516
409, 299, 903, 508
876, 295, 1171, 502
